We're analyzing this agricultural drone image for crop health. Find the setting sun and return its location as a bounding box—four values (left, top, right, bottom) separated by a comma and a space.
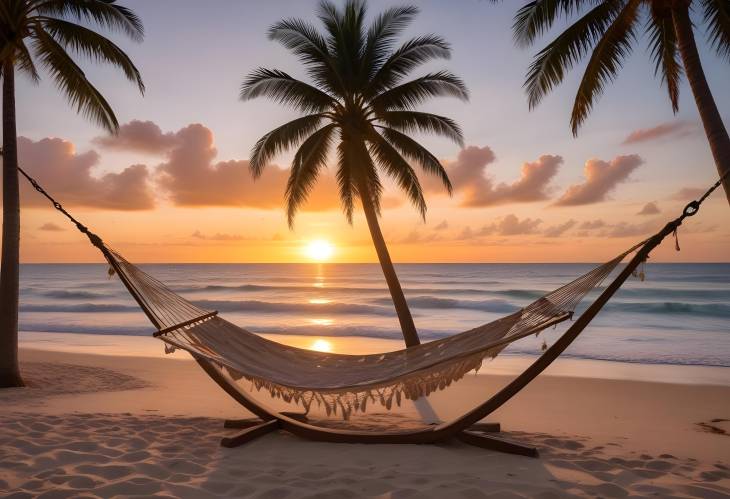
310, 339, 333, 353
305, 240, 334, 262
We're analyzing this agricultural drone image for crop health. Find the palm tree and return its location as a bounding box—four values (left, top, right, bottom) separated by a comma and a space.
241, 0, 467, 347
501, 0, 730, 205
0, 0, 144, 387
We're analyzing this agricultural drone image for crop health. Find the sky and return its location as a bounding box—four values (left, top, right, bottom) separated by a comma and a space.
9, 0, 730, 263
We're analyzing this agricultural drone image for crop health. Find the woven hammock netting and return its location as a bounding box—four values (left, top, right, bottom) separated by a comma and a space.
105, 244, 637, 420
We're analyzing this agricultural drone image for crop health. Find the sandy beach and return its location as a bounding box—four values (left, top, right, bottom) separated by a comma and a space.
1, 336, 729, 498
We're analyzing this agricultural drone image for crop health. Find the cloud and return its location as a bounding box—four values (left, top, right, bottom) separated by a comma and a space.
601, 220, 660, 238
490, 214, 542, 235
434, 220, 449, 231
637, 202, 660, 215
670, 187, 705, 201
38, 222, 64, 232
622, 121, 694, 145
93, 120, 177, 154
426, 146, 561, 207
400, 231, 441, 244
578, 219, 606, 230
191, 230, 248, 241
554, 155, 643, 206
15, 137, 154, 210
544, 219, 577, 238
155, 123, 340, 211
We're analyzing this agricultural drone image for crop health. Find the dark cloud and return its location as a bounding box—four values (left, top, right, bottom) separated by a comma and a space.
622, 121, 694, 145
425, 146, 561, 207
93, 120, 177, 154
38, 222, 64, 232
434, 220, 449, 231
400, 231, 441, 244
155, 123, 340, 211
637, 202, 660, 215
554, 155, 643, 206
15, 137, 154, 210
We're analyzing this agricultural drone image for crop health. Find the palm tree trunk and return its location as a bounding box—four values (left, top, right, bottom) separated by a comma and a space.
673, 4, 730, 206
0, 61, 24, 388
358, 180, 420, 347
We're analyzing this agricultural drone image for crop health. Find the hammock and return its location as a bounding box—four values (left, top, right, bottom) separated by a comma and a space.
108, 246, 629, 419
17, 165, 726, 453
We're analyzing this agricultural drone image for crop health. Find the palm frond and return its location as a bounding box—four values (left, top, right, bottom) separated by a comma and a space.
513, 0, 594, 48
647, 2, 681, 112
32, 28, 118, 133
250, 114, 326, 178
240, 68, 337, 113
286, 123, 336, 227
335, 140, 356, 224
524, 1, 622, 110
371, 71, 468, 111
703, 0, 730, 61
42, 17, 144, 92
362, 5, 418, 81
37, 0, 144, 42
380, 126, 452, 194
368, 131, 426, 219
267, 18, 341, 94
15, 40, 41, 82
367, 35, 451, 95
377, 111, 463, 146
570, 0, 641, 135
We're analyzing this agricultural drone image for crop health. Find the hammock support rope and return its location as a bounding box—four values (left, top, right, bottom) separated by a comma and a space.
11, 159, 729, 455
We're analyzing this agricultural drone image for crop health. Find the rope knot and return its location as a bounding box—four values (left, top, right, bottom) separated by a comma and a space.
683, 200, 700, 218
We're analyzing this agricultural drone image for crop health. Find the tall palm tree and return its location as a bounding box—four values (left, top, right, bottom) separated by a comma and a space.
0, 0, 144, 387
501, 0, 730, 205
241, 0, 467, 347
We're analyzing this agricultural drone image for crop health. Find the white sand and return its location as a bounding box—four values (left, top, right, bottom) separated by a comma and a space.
1, 345, 729, 498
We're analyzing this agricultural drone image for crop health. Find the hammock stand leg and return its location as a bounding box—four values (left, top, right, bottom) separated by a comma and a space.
224, 412, 309, 429
457, 430, 538, 457
221, 419, 280, 448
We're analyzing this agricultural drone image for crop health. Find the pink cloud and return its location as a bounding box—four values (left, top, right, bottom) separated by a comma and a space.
93, 120, 177, 154
544, 219, 577, 237
15, 137, 154, 210
554, 155, 643, 206
622, 121, 694, 145
38, 222, 64, 232
426, 146, 561, 207
637, 202, 660, 215
155, 123, 340, 211
670, 187, 705, 201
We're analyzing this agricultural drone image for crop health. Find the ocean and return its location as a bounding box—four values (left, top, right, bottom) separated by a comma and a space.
18, 262, 730, 368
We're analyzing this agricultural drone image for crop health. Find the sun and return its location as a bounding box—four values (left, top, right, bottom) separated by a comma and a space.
305, 239, 334, 262
310, 339, 333, 353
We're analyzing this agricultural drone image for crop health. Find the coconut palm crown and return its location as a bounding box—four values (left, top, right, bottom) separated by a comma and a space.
0, 0, 144, 388
502, 0, 730, 204
241, 0, 468, 347
241, 0, 468, 227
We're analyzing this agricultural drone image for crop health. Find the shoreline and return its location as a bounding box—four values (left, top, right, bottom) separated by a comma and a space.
19, 330, 730, 386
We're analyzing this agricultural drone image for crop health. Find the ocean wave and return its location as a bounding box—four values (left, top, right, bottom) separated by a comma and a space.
21, 303, 137, 313
372, 296, 518, 313
190, 299, 394, 316
39, 290, 109, 300
604, 301, 730, 318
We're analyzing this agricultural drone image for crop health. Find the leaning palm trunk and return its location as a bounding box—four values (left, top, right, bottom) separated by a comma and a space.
672, 5, 730, 206
0, 63, 24, 388
359, 180, 420, 347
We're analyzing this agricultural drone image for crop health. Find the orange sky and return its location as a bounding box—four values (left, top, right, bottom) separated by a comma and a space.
8, 1, 730, 264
